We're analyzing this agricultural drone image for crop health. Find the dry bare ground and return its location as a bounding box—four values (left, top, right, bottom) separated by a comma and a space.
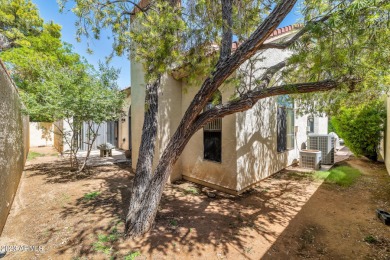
0, 147, 389, 259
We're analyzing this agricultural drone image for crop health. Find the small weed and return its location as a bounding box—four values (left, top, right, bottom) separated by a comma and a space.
93, 226, 121, 255
185, 187, 199, 195
169, 219, 178, 226
93, 241, 112, 255
83, 191, 101, 200
313, 166, 361, 187
27, 151, 44, 160
124, 251, 141, 260
364, 235, 378, 244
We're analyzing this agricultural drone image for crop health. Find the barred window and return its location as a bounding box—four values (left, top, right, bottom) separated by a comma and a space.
277, 95, 294, 152
204, 92, 222, 162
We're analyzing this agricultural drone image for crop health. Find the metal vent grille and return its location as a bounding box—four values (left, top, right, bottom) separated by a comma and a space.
300, 150, 321, 170
301, 154, 320, 169
204, 118, 222, 131
308, 135, 335, 165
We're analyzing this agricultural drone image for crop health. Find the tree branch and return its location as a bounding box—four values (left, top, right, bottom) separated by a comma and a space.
98, 0, 152, 17
193, 79, 345, 131
256, 60, 287, 89
179, 0, 298, 131
220, 0, 233, 61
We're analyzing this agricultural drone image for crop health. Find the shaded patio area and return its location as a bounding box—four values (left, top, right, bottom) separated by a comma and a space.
76, 149, 131, 167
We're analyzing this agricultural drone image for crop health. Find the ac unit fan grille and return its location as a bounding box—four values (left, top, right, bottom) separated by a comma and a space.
308, 136, 334, 165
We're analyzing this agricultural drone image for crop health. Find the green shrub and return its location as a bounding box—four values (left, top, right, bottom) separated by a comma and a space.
328, 119, 336, 134
331, 100, 385, 160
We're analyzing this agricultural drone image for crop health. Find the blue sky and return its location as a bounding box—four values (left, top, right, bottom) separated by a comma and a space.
31, 1, 302, 90
32, 0, 131, 90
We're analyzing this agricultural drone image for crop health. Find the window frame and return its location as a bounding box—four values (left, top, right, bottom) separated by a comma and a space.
203, 92, 222, 163
277, 96, 295, 153
307, 115, 315, 133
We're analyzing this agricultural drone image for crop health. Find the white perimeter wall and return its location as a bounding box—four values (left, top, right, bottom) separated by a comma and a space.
29, 122, 54, 147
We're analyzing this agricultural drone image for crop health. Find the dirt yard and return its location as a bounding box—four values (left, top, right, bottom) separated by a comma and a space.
1, 147, 389, 259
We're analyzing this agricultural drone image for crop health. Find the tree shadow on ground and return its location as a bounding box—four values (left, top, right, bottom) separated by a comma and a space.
24, 159, 319, 259
263, 158, 390, 260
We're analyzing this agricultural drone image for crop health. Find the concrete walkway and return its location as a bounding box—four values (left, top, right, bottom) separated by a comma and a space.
76, 149, 131, 167
334, 146, 353, 163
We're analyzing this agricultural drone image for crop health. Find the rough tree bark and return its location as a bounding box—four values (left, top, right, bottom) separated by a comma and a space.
125, 76, 161, 232
78, 121, 100, 172
125, 0, 299, 237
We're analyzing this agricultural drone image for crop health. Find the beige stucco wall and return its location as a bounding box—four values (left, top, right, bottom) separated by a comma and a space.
236, 98, 327, 192
0, 60, 29, 235
118, 89, 131, 150
236, 97, 285, 191
131, 61, 146, 171
131, 60, 183, 180
156, 74, 183, 181
181, 80, 238, 191
29, 122, 54, 147
234, 44, 298, 192
385, 95, 390, 172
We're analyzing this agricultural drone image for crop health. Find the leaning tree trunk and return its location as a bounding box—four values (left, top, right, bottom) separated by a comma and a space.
126, 76, 161, 232
125, 121, 199, 236
78, 122, 100, 172
125, 0, 298, 237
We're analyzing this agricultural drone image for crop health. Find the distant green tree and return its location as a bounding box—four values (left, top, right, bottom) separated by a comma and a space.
331, 100, 386, 161
0, 0, 125, 171
0, 0, 82, 121
0, 0, 43, 49
44, 63, 125, 172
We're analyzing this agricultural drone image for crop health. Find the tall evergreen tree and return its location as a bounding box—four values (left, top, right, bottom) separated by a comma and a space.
60, 0, 390, 236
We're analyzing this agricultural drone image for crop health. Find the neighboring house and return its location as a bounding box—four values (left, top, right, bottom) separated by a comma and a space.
131, 24, 329, 195
53, 119, 119, 152
53, 86, 132, 153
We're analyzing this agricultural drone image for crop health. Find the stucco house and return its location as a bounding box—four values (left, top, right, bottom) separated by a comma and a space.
53, 86, 132, 153
131, 24, 328, 195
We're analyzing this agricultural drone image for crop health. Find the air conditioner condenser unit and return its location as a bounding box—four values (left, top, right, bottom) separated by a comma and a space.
300, 150, 322, 170
308, 134, 335, 165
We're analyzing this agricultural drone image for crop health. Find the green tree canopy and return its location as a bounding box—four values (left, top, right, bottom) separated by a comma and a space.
0, 0, 43, 49
59, 0, 390, 236
0, 0, 124, 123
60, 0, 389, 111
